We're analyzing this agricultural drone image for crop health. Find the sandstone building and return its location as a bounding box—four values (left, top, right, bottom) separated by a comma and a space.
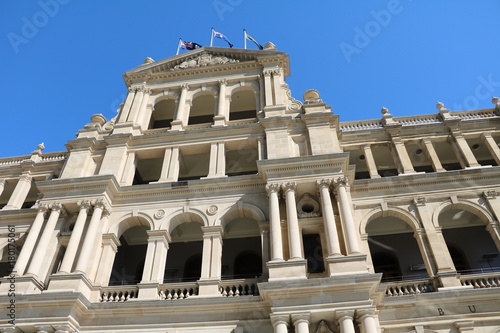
0, 46, 499, 333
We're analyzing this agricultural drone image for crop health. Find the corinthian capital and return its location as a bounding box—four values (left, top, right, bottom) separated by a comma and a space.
265, 183, 280, 197
333, 176, 348, 188
281, 181, 297, 196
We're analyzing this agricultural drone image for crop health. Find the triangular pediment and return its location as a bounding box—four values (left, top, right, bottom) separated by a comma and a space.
123, 47, 289, 83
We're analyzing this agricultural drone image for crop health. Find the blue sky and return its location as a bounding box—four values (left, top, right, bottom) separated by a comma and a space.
1, 1, 499, 157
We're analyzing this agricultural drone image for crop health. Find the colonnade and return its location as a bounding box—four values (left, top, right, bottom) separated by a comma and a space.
266, 177, 359, 262
271, 309, 379, 333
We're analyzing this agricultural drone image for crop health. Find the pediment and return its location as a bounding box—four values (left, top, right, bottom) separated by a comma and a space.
124, 46, 289, 82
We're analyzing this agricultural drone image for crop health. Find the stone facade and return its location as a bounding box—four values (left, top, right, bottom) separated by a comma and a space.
0, 47, 499, 333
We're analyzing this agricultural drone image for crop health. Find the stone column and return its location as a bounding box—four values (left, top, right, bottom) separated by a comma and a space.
141, 230, 170, 283
362, 145, 380, 178
158, 146, 180, 182
26, 203, 65, 279
482, 190, 500, 249
74, 200, 107, 275
134, 87, 151, 125
337, 312, 356, 333
94, 233, 121, 285
316, 179, 341, 256
421, 138, 445, 172
451, 131, 480, 168
391, 137, 416, 174
117, 86, 136, 123
119, 151, 136, 185
292, 313, 310, 333
413, 228, 435, 277
272, 68, 284, 105
282, 182, 302, 259
259, 223, 270, 276
267, 183, 283, 261
207, 142, 226, 178
3, 174, 32, 210
214, 79, 228, 126
58, 200, 91, 274
271, 315, 289, 333
13, 204, 48, 275
0, 179, 5, 197
200, 226, 224, 280
358, 310, 378, 333
334, 178, 360, 254
171, 83, 189, 129
258, 136, 267, 160
481, 132, 500, 165
127, 85, 145, 122
263, 70, 274, 107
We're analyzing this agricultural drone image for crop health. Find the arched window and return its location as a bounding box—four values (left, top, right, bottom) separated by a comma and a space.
222, 217, 262, 279
189, 94, 215, 125
150, 99, 176, 129
109, 225, 149, 286
439, 208, 500, 273
367, 216, 427, 281
164, 221, 203, 282
229, 89, 257, 121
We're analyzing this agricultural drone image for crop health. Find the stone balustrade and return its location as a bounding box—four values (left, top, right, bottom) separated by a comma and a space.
219, 278, 260, 297
100, 286, 139, 302
158, 282, 199, 300
460, 271, 500, 289
383, 278, 437, 297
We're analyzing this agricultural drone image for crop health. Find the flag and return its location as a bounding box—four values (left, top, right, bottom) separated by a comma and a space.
245, 31, 263, 50
181, 40, 202, 50
213, 30, 233, 48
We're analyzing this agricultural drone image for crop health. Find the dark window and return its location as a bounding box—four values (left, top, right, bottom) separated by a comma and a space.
303, 234, 325, 274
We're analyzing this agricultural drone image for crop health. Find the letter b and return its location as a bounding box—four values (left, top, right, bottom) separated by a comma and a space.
370, 9, 391, 27
39, 0, 60, 17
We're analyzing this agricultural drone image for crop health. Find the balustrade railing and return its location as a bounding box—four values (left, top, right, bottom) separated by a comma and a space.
460, 271, 500, 289
158, 282, 199, 300
100, 286, 139, 302
383, 278, 438, 297
219, 278, 260, 297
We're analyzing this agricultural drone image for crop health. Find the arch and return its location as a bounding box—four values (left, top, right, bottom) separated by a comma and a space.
219, 202, 266, 229
107, 212, 154, 238
149, 94, 178, 129
188, 88, 217, 125
361, 206, 421, 236
433, 199, 495, 228
160, 209, 208, 234
228, 85, 259, 121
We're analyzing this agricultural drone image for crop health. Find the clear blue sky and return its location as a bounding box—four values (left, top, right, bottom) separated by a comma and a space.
1, 1, 499, 157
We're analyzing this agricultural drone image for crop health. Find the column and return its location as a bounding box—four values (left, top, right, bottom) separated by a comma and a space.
362, 145, 380, 178
413, 228, 435, 277
272, 68, 284, 105
283, 182, 302, 259
421, 138, 445, 172
358, 310, 378, 333
258, 136, 267, 160
481, 132, 500, 165
126, 85, 145, 122
134, 87, 151, 124
141, 230, 170, 283
12, 204, 48, 275
292, 313, 310, 333
3, 174, 32, 210
391, 137, 416, 174
58, 200, 91, 274
267, 183, 283, 261
0, 179, 5, 197
94, 233, 121, 285
200, 226, 224, 280
216, 79, 228, 120
158, 146, 180, 182
207, 142, 226, 178
172, 83, 189, 129
26, 203, 65, 279
452, 132, 480, 167
334, 178, 360, 254
316, 179, 341, 256
482, 191, 500, 249
271, 315, 289, 333
337, 312, 356, 333
119, 151, 136, 185
74, 200, 107, 275
263, 70, 273, 107
117, 86, 136, 123
259, 224, 270, 275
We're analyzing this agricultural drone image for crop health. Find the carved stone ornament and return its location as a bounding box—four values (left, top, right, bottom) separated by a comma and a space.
207, 205, 218, 215
171, 52, 239, 70
284, 83, 303, 111
154, 209, 166, 219
483, 190, 497, 199
303, 89, 323, 104
315, 320, 334, 333
297, 193, 321, 218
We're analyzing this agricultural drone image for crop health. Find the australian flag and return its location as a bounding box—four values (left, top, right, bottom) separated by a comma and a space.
181, 41, 202, 50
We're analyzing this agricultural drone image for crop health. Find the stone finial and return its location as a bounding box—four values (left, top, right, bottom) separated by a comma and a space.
37, 142, 45, 151
90, 114, 107, 126
492, 97, 500, 114
264, 41, 276, 50
381, 107, 390, 115
381, 107, 397, 125
144, 57, 154, 64
436, 101, 445, 110
303, 89, 323, 104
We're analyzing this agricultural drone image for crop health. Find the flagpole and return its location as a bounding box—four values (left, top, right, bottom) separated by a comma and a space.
243, 29, 247, 49
176, 38, 182, 55
210, 27, 214, 47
